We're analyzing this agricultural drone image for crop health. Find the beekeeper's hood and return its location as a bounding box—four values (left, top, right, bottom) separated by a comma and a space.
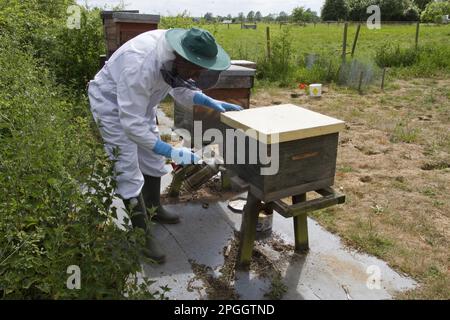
159, 27, 231, 90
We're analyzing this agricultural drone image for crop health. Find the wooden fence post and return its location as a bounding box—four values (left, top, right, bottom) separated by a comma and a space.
381, 67, 387, 91
415, 21, 420, 49
342, 22, 348, 61
351, 23, 361, 58
358, 71, 364, 94
266, 26, 271, 60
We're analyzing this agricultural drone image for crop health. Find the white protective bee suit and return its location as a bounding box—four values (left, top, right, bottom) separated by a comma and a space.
88, 29, 200, 200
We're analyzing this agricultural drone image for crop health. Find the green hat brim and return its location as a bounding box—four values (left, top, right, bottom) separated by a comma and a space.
165, 28, 231, 71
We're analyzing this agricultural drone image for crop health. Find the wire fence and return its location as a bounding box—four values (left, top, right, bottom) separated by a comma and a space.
189, 21, 450, 90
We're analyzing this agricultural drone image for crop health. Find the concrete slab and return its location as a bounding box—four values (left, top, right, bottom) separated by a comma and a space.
112, 167, 417, 300
261, 214, 417, 300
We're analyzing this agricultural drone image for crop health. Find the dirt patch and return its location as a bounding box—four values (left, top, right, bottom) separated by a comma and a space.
258, 233, 295, 256
187, 232, 293, 300
188, 259, 239, 300
420, 161, 450, 171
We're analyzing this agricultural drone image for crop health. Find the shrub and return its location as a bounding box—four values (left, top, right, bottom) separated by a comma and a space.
0, 11, 159, 300
390, 122, 420, 143
347, 0, 373, 21
294, 54, 341, 84
375, 44, 419, 68
0, 0, 104, 92
160, 11, 194, 29
375, 43, 450, 77
321, 0, 349, 21
403, 5, 421, 21
347, 0, 420, 21
421, 1, 450, 23
256, 27, 295, 86
44, 7, 105, 92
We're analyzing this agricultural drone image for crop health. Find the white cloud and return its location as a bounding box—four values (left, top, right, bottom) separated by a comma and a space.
77, 0, 325, 17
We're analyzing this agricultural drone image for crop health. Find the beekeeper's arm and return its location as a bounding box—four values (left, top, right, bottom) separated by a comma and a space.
169, 85, 243, 113
117, 66, 199, 165
193, 92, 243, 112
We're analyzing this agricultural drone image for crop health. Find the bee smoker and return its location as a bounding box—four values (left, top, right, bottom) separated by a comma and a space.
168, 158, 224, 197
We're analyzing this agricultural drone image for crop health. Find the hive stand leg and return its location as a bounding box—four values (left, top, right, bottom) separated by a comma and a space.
220, 169, 232, 191
237, 192, 261, 269
292, 194, 309, 253
168, 169, 185, 198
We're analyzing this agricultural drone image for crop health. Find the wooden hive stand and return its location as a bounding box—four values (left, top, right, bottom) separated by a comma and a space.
220, 104, 347, 268
234, 179, 345, 268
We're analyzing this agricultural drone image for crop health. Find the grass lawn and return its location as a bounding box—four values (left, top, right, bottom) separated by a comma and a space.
197, 22, 450, 63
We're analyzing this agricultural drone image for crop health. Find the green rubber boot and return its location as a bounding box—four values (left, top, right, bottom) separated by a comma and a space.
123, 194, 166, 264
142, 175, 180, 224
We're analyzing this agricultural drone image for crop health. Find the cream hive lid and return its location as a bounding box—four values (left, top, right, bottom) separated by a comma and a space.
220, 104, 345, 144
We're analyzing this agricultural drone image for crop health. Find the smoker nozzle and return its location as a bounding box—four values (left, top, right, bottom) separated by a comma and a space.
182, 157, 223, 193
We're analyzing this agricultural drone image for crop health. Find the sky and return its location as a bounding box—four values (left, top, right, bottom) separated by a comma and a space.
76, 0, 326, 17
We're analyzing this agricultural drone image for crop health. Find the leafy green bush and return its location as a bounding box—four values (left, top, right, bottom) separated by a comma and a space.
375, 44, 419, 68
160, 11, 194, 29
321, 0, 349, 21
294, 54, 341, 84
256, 27, 295, 86
390, 122, 420, 143
45, 8, 105, 92
421, 1, 450, 23
375, 42, 450, 77
0, 34, 148, 299
0, 0, 104, 92
346, 0, 420, 21
0, 0, 164, 298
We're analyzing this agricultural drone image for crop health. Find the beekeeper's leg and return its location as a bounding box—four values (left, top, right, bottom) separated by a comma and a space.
102, 131, 168, 262
138, 139, 180, 224
94, 122, 165, 263
122, 193, 165, 264
88, 91, 165, 262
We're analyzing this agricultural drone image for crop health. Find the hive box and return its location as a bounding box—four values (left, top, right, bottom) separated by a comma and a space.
100, 11, 160, 58
220, 104, 345, 202
230, 60, 257, 69
174, 64, 256, 146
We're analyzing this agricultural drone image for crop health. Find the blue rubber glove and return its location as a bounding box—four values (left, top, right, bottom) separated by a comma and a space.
193, 92, 243, 112
153, 140, 200, 165
221, 101, 244, 112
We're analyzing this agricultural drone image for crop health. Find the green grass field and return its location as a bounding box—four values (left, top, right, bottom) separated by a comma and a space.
172, 22, 449, 87
197, 22, 450, 63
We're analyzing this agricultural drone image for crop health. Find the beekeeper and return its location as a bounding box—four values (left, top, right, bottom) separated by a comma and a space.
88, 27, 242, 263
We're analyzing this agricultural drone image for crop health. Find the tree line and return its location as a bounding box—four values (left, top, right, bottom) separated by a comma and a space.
201, 8, 320, 24
321, 0, 449, 23
200, 0, 449, 24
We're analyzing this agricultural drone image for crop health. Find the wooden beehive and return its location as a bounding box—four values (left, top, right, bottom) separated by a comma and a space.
231, 60, 257, 69
174, 64, 256, 145
100, 11, 160, 58
220, 104, 345, 202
